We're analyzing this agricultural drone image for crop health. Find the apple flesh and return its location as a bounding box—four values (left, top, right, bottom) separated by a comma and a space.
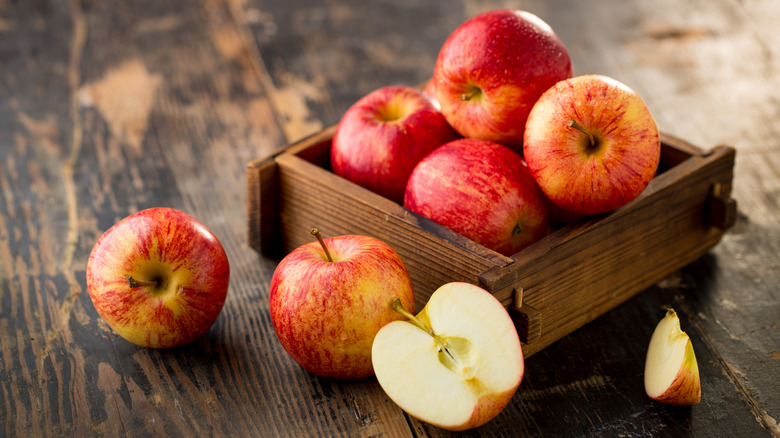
431, 9, 572, 149
269, 230, 415, 379
523, 74, 661, 216
644, 308, 701, 405
404, 138, 548, 256
86, 207, 230, 348
372, 282, 524, 431
331, 85, 459, 204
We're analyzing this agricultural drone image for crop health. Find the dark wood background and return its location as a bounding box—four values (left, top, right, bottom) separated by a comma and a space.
1, 0, 778, 436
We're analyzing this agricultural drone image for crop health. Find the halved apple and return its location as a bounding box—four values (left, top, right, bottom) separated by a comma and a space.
371, 282, 524, 431
644, 308, 701, 405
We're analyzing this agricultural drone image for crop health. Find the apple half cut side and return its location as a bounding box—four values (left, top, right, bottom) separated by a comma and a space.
644, 308, 702, 405
371, 282, 524, 431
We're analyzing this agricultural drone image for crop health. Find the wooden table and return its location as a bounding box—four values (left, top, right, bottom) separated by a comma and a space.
2, 0, 778, 436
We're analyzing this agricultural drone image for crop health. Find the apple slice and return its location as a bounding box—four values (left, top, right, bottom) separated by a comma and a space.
644, 308, 701, 405
371, 282, 524, 431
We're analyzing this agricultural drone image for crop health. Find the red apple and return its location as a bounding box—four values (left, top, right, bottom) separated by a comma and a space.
269, 229, 415, 379
86, 207, 230, 348
523, 74, 661, 216
331, 85, 459, 204
404, 138, 548, 257
431, 9, 573, 149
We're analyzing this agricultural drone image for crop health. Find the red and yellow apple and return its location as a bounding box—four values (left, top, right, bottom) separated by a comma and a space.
523, 74, 661, 216
431, 9, 573, 149
269, 230, 415, 379
404, 138, 548, 256
372, 282, 524, 431
86, 207, 230, 348
330, 85, 459, 204
644, 308, 702, 405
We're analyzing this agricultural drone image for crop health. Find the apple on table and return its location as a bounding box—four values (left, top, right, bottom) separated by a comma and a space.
431, 9, 572, 150
404, 138, 548, 257
269, 229, 415, 379
86, 207, 230, 349
372, 282, 524, 431
523, 74, 661, 216
645, 308, 702, 405
331, 85, 459, 204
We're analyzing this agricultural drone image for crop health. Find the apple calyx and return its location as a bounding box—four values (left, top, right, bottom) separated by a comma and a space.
391, 298, 475, 379
310, 228, 333, 262
126, 276, 158, 289
567, 119, 600, 151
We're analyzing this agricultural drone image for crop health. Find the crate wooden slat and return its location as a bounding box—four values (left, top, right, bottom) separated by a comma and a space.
247, 129, 736, 357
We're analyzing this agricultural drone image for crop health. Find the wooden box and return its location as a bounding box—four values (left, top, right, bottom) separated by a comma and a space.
246, 126, 736, 357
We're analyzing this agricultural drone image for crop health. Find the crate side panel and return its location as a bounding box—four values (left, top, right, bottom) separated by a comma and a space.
274, 155, 502, 309
508, 147, 736, 356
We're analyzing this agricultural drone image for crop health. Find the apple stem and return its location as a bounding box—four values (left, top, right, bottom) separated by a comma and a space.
391, 299, 464, 370
567, 119, 597, 149
310, 228, 333, 262
460, 85, 481, 102
392, 299, 433, 336
127, 276, 158, 288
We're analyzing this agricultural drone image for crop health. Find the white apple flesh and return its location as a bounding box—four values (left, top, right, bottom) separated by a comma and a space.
644, 308, 701, 405
372, 282, 524, 431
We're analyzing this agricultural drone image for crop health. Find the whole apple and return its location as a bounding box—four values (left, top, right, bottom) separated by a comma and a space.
372, 282, 524, 431
523, 74, 661, 216
269, 230, 415, 379
86, 207, 230, 348
431, 9, 572, 149
331, 85, 459, 204
404, 138, 548, 257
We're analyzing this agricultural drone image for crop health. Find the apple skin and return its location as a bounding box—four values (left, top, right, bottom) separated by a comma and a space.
644, 308, 702, 405
431, 9, 573, 149
523, 74, 661, 216
371, 282, 524, 431
86, 207, 230, 349
269, 233, 415, 379
404, 138, 548, 256
331, 85, 459, 204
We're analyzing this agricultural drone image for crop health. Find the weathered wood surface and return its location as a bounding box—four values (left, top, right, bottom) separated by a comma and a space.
1, 0, 778, 437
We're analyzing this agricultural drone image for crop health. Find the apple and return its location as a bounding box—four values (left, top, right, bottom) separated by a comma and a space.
404, 138, 548, 257
644, 308, 702, 405
269, 229, 415, 379
523, 74, 661, 216
431, 9, 573, 149
330, 85, 459, 204
86, 207, 230, 348
372, 282, 524, 431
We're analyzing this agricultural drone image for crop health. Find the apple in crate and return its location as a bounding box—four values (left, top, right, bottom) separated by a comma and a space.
269, 229, 415, 379
404, 138, 548, 257
523, 74, 661, 216
331, 85, 459, 204
431, 9, 572, 149
644, 308, 701, 405
372, 282, 524, 431
86, 207, 230, 348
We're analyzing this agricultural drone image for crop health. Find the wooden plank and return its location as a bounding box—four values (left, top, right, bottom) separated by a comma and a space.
3, 0, 779, 436
1, 0, 415, 436
272, 151, 512, 310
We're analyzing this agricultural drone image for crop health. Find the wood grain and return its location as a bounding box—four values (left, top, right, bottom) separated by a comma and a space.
1, 0, 779, 436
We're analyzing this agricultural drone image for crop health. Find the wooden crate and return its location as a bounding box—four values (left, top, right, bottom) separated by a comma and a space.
246, 127, 736, 357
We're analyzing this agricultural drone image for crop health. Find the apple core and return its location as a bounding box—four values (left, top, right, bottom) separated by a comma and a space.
392, 298, 476, 380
